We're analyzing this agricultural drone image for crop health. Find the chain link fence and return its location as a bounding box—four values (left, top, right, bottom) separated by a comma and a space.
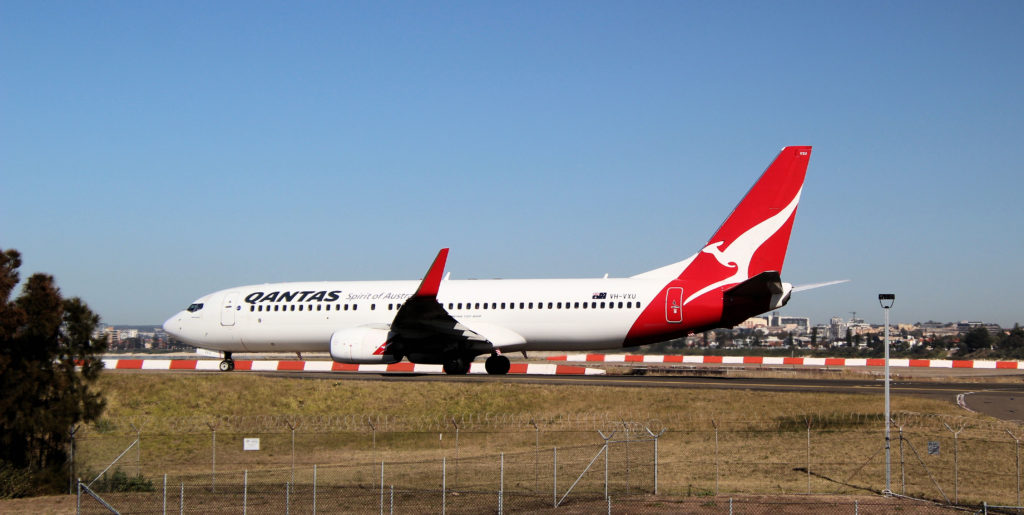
72, 411, 1024, 513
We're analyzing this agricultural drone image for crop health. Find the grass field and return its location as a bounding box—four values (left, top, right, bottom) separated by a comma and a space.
70, 372, 1024, 509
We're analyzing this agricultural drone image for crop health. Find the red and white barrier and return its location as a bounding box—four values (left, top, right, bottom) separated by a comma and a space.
101, 359, 605, 375
545, 354, 1024, 370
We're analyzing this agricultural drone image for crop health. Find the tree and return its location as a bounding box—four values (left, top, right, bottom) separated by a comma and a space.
996, 324, 1024, 359
0, 249, 107, 496
961, 327, 992, 354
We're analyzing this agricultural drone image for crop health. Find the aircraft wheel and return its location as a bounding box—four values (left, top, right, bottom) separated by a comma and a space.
443, 356, 471, 375
219, 359, 234, 372
485, 354, 510, 375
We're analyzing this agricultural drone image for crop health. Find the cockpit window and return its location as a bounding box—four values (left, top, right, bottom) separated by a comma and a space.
187, 303, 204, 313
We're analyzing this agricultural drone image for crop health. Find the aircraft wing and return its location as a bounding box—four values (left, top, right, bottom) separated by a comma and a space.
387, 249, 495, 355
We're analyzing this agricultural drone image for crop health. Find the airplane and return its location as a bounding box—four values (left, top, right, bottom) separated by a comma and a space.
164, 146, 823, 375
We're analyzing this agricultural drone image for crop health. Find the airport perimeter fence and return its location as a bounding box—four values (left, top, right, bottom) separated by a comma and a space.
72, 411, 1024, 512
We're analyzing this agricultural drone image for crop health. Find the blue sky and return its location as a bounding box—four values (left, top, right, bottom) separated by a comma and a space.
2, 1, 1022, 327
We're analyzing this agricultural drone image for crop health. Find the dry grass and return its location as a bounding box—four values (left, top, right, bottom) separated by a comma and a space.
68, 372, 1023, 508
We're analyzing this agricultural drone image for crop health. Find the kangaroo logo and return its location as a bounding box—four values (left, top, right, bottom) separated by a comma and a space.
683, 187, 802, 305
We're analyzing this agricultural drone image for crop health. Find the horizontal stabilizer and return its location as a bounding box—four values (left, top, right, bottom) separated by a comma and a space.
721, 271, 792, 326
724, 271, 784, 298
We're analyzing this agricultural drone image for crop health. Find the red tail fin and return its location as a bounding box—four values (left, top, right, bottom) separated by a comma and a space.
679, 146, 810, 302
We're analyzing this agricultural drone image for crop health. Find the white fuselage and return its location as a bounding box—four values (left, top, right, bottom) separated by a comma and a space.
163, 277, 667, 354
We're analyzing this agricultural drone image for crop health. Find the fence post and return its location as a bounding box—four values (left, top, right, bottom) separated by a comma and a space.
163, 474, 167, 515
898, 424, 906, 495
68, 425, 78, 495
285, 481, 290, 515
313, 464, 318, 515
243, 469, 248, 515
389, 485, 394, 515
806, 416, 812, 494
597, 430, 613, 500
128, 422, 141, 478
286, 419, 298, 486
442, 456, 446, 515
622, 420, 631, 496
179, 482, 183, 515
1008, 430, 1022, 509
530, 419, 540, 493
205, 421, 218, 492
645, 425, 666, 496
498, 452, 504, 515
380, 461, 385, 515
451, 417, 459, 490
553, 447, 558, 508
943, 422, 964, 504
712, 419, 720, 496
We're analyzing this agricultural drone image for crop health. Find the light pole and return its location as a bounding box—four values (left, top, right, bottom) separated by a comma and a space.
879, 293, 895, 495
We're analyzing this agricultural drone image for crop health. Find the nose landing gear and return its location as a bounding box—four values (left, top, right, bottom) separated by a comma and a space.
219, 352, 235, 372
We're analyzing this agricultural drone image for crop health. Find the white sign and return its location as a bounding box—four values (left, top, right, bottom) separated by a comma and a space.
243, 438, 260, 451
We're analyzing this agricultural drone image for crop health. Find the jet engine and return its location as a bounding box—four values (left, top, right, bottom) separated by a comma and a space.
329, 327, 400, 364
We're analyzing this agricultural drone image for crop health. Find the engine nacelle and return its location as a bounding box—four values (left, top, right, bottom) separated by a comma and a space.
329, 327, 400, 364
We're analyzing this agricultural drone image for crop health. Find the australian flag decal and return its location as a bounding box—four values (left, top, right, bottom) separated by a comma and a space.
592, 292, 607, 299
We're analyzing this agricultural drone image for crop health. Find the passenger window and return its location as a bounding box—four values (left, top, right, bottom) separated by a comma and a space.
519, 302, 525, 309
317, 305, 322, 311
618, 302, 623, 308
475, 303, 480, 309
528, 302, 533, 309
389, 304, 393, 311
574, 302, 580, 309
483, 303, 488, 310
353, 304, 358, 311
299, 305, 303, 311
556, 302, 562, 309
501, 302, 506, 309
371, 304, 376, 310
457, 303, 463, 309
547, 302, 553, 309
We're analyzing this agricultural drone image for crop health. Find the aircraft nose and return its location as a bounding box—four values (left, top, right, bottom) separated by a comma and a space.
162, 313, 182, 339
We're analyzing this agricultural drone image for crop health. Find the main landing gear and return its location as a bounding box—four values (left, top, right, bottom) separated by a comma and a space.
219, 352, 235, 372
442, 355, 472, 375
440, 353, 511, 375
485, 354, 510, 375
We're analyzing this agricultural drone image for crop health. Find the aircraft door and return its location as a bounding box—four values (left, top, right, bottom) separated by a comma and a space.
221, 292, 239, 326
665, 287, 683, 323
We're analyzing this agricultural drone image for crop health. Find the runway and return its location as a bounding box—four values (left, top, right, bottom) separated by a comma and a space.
260, 370, 1024, 423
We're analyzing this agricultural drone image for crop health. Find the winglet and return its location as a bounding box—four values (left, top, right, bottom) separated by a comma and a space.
413, 248, 449, 298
